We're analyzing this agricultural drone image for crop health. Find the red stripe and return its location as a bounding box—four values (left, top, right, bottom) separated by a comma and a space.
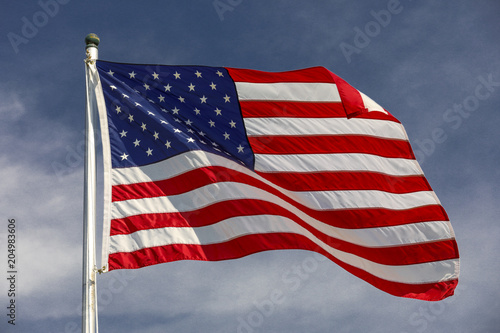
112, 166, 429, 205
248, 135, 413, 158
111, 199, 447, 234
240, 101, 346, 118
108, 233, 457, 301
256, 171, 430, 193
239, 100, 400, 122
325, 70, 367, 118
226, 67, 336, 83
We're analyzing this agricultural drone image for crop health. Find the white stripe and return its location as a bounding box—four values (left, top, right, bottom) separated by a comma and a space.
109, 216, 452, 252
109, 214, 458, 284
235, 82, 341, 102
111, 150, 419, 186
254, 153, 422, 176
112, 182, 437, 219
244, 117, 406, 140
112, 150, 220, 185
359, 91, 388, 114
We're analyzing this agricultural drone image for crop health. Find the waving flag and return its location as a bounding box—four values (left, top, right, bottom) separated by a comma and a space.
92, 60, 459, 301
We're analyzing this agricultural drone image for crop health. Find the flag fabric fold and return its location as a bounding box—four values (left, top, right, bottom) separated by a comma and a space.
92, 60, 459, 301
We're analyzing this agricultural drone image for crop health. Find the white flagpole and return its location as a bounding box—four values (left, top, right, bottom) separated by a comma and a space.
83, 33, 100, 333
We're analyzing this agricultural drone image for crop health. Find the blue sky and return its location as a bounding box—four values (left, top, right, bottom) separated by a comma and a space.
0, 1, 499, 332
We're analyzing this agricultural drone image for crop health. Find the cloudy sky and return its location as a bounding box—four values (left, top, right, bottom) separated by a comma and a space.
1, 1, 499, 332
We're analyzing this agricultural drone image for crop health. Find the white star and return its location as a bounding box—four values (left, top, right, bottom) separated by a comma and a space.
153, 132, 159, 140
172, 107, 180, 114
161, 108, 167, 112
216, 70, 224, 77
160, 120, 168, 125
164, 84, 172, 92
128, 114, 134, 122
210, 82, 216, 90
237, 145, 244, 153
194, 108, 201, 115
229, 120, 236, 128
115, 106, 122, 113
200, 95, 207, 103
158, 95, 165, 102
173, 71, 181, 79
119, 130, 127, 137
185, 119, 193, 126
148, 99, 155, 103
187, 137, 195, 143
187, 128, 194, 133
152, 72, 159, 80
134, 102, 142, 107
195, 70, 202, 78
129, 71, 136, 79
178, 96, 185, 103
122, 93, 129, 99
212, 142, 219, 147
174, 128, 182, 133
120, 152, 128, 160
165, 140, 171, 148
147, 111, 155, 116
188, 83, 195, 91
141, 123, 147, 131
107, 70, 114, 76
208, 120, 215, 127
214, 108, 222, 116
143, 83, 150, 90
223, 94, 231, 103
110, 85, 117, 90
199, 131, 206, 136
133, 139, 141, 147
223, 132, 230, 140
146, 148, 153, 156
174, 118, 182, 123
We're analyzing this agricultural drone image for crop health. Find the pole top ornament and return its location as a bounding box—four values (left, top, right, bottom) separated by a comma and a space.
85, 33, 100, 49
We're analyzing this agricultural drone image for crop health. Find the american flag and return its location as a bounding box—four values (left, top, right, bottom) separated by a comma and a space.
94, 61, 459, 301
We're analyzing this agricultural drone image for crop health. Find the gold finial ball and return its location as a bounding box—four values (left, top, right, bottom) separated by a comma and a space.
85, 33, 100, 49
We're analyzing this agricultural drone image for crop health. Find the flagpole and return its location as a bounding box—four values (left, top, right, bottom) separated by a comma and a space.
83, 33, 100, 333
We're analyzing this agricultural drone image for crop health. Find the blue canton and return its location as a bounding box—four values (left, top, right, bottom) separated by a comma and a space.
96, 61, 254, 169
